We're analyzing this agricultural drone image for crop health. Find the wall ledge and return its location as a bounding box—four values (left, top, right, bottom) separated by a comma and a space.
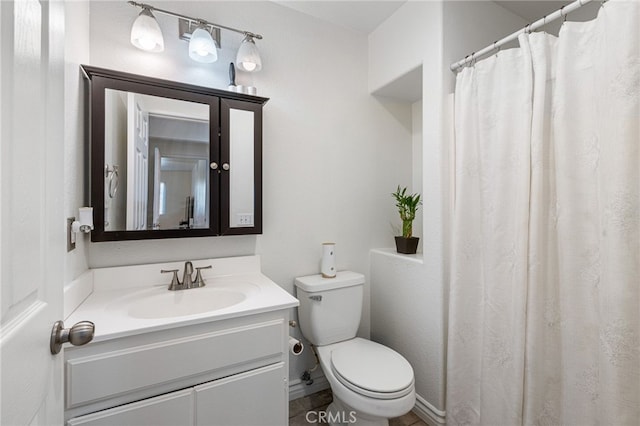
371, 248, 424, 265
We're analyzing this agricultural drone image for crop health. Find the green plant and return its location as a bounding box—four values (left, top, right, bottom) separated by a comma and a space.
392, 186, 421, 238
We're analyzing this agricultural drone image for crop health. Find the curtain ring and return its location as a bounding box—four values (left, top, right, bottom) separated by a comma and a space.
542, 15, 547, 26
493, 41, 499, 57
470, 52, 476, 66
560, 6, 567, 22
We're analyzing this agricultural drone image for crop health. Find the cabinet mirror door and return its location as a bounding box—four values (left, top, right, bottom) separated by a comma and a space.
88, 69, 220, 241
104, 89, 211, 232
221, 99, 262, 235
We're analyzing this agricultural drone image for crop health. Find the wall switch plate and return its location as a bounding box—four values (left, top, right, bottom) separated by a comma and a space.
237, 213, 254, 227
67, 217, 76, 252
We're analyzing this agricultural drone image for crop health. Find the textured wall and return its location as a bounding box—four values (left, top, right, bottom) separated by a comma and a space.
69, 0, 413, 389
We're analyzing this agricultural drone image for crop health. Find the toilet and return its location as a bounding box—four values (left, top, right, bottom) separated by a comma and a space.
295, 271, 416, 426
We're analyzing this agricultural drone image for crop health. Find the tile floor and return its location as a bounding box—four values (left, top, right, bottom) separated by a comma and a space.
289, 389, 428, 426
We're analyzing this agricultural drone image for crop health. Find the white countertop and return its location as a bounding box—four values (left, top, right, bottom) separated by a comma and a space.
65, 257, 299, 343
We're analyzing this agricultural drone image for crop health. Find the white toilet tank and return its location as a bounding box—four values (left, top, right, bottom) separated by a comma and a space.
295, 271, 364, 346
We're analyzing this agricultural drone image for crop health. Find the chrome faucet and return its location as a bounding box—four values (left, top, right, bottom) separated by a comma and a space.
161, 261, 212, 291
182, 261, 194, 288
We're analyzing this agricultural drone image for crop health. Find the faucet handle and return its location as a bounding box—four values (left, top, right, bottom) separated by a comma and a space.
194, 265, 212, 288
161, 269, 181, 290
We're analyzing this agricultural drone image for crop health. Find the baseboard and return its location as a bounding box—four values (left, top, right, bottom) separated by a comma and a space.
288, 372, 330, 401
412, 394, 446, 426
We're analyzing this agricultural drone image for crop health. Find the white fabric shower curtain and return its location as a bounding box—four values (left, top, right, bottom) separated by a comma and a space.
447, 1, 639, 425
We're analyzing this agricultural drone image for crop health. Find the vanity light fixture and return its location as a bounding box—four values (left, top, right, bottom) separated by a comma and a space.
128, 1, 263, 71
189, 24, 218, 63
236, 35, 262, 72
130, 7, 164, 52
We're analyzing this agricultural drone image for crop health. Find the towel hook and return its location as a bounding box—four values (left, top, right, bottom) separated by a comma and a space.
105, 164, 119, 199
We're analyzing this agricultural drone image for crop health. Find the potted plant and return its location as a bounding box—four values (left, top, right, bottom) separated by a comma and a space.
392, 186, 421, 254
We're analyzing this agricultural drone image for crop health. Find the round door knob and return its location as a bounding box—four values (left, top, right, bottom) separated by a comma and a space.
50, 320, 95, 355
210, 162, 218, 170
222, 163, 230, 171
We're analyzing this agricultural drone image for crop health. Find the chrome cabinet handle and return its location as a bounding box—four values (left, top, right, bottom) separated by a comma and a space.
222, 163, 230, 171
50, 320, 95, 355
309, 295, 322, 301
210, 162, 218, 170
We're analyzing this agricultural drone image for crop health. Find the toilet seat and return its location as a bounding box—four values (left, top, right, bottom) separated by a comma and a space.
330, 338, 414, 400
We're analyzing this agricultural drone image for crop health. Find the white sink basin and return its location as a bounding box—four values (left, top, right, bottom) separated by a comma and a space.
107, 282, 259, 319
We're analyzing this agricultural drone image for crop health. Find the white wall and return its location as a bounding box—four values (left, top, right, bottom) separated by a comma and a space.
368, 1, 436, 95
64, 0, 91, 285
367, 0, 528, 420
76, 0, 412, 389
367, 1, 447, 417
443, 1, 527, 92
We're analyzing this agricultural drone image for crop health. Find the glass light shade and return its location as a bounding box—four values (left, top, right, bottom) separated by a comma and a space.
189, 27, 218, 63
236, 36, 262, 72
130, 9, 164, 52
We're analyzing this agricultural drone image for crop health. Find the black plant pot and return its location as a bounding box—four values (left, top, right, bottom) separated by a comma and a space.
394, 236, 419, 254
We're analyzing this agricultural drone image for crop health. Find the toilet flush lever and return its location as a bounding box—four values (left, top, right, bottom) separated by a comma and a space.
309, 295, 322, 301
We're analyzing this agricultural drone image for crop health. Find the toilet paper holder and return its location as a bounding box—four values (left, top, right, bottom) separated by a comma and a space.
289, 336, 304, 355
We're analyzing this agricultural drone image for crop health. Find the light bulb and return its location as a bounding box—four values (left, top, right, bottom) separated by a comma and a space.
189, 27, 218, 63
236, 35, 262, 72
240, 62, 257, 72
130, 8, 164, 52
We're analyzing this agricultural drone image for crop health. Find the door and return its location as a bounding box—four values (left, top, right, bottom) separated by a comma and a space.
126, 93, 149, 230
0, 0, 65, 425
219, 99, 262, 235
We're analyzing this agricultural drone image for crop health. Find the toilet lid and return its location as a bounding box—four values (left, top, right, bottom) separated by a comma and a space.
330, 339, 414, 398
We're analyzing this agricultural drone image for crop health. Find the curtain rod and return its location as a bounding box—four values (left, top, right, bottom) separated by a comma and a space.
450, 0, 599, 72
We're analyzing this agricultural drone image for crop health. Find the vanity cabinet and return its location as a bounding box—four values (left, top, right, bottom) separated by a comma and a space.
64, 311, 289, 426
82, 65, 267, 241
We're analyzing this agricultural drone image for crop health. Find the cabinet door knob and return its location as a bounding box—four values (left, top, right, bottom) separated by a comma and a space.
50, 320, 95, 355
210, 162, 218, 170
222, 163, 230, 171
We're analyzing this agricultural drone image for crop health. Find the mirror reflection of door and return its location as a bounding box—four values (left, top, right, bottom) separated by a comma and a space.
126, 93, 149, 230
103, 89, 209, 231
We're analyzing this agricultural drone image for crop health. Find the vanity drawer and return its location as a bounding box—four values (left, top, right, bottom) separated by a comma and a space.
67, 389, 193, 426
66, 320, 283, 408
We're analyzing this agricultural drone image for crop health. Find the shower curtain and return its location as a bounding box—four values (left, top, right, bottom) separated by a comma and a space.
447, 1, 639, 425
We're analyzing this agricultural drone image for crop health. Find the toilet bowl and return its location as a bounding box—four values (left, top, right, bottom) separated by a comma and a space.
317, 338, 415, 424
295, 272, 416, 426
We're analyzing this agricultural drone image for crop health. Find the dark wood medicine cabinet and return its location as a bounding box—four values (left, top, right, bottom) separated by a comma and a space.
82, 65, 268, 242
